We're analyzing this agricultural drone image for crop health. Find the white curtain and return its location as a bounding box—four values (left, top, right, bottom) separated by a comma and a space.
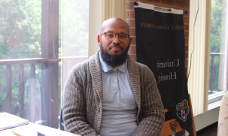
188, 0, 211, 115
102, 0, 127, 21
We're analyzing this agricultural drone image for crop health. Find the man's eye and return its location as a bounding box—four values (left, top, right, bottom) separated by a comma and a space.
107, 34, 114, 37
119, 35, 127, 38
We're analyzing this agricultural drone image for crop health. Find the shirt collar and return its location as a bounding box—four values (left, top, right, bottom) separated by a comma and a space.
99, 52, 127, 73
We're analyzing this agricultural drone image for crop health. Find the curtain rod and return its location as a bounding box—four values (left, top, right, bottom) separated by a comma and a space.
134, 2, 187, 14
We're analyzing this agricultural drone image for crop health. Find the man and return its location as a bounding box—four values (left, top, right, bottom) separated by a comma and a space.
62, 17, 164, 136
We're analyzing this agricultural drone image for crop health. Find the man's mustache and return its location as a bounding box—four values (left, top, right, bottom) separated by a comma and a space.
109, 44, 123, 51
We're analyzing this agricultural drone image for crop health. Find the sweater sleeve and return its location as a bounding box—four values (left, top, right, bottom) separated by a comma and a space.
133, 65, 165, 136
61, 66, 98, 136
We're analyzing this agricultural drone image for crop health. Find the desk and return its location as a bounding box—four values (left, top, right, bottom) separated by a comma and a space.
0, 123, 80, 136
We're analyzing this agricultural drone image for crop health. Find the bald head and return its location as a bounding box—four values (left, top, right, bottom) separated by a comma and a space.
97, 17, 132, 67
100, 17, 130, 34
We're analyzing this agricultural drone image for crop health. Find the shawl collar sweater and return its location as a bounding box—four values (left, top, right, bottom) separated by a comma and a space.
62, 51, 165, 136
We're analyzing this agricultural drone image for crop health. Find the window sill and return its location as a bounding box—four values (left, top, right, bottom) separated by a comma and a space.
194, 96, 223, 131
208, 91, 225, 105
208, 99, 222, 111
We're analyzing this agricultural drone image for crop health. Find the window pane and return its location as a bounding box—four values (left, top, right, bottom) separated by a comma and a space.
61, 0, 89, 57
0, 0, 46, 123
60, 0, 89, 91
209, 0, 228, 102
0, 0, 59, 128
0, 0, 90, 130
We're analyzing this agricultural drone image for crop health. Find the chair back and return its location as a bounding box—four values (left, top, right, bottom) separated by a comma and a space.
161, 109, 185, 136
60, 109, 65, 130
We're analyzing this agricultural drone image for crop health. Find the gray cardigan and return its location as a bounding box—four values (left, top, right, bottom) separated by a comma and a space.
62, 51, 165, 136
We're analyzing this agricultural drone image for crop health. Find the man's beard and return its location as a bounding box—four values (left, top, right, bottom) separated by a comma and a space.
100, 42, 129, 66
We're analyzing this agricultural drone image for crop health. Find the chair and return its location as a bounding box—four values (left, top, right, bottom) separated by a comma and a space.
161, 109, 184, 136
218, 91, 228, 136
60, 109, 65, 130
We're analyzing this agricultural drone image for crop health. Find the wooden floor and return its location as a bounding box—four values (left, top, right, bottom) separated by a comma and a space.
197, 122, 218, 136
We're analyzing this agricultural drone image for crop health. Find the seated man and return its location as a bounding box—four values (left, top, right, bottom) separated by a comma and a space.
61, 17, 165, 136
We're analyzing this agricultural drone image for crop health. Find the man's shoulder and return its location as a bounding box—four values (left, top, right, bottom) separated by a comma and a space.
70, 54, 96, 73
127, 55, 148, 69
135, 61, 148, 68
71, 59, 90, 71
132, 60, 151, 72
127, 57, 154, 79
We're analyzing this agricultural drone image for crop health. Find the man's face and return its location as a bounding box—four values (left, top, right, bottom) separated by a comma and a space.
98, 22, 131, 56
97, 18, 132, 66
99, 41, 130, 66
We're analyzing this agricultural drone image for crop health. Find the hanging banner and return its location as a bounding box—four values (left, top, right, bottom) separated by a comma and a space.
134, 2, 193, 135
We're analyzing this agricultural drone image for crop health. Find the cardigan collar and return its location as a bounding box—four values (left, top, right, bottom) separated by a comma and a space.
89, 50, 141, 113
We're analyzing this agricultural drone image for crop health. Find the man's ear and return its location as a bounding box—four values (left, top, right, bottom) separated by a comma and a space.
128, 37, 132, 47
97, 35, 101, 45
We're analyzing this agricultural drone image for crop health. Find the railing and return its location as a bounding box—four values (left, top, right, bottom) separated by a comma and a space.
0, 56, 87, 127
209, 53, 225, 94
0, 53, 225, 111
0, 58, 60, 118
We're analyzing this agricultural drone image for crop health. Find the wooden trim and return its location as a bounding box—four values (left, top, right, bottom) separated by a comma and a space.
6, 65, 12, 113
18, 64, 25, 118
189, 94, 197, 136
0, 58, 60, 65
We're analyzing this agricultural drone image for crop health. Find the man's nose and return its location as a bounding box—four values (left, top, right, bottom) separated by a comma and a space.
113, 34, 120, 43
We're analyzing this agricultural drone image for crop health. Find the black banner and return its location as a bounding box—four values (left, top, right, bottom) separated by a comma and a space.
135, 2, 193, 135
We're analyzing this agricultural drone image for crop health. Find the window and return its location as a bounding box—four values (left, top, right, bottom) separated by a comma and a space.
61, 0, 89, 92
0, 0, 89, 129
208, 0, 227, 104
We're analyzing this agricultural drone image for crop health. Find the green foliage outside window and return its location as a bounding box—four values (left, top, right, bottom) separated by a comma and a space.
209, 0, 227, 93
0, 0, 42, 59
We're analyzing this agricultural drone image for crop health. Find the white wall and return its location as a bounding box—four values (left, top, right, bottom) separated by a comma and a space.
194, 102, 220, 131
